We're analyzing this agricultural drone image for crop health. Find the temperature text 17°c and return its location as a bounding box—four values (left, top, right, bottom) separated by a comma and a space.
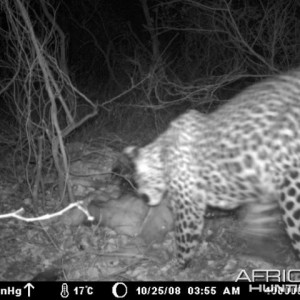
74, 286, 94, 296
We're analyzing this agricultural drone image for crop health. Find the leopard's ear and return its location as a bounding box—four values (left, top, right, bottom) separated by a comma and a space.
123, 146, 139, 159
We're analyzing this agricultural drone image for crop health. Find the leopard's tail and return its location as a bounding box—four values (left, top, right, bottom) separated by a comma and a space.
239, 200, 281, 238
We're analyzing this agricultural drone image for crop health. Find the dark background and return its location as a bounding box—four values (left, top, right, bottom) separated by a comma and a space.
0, 0, 300, 191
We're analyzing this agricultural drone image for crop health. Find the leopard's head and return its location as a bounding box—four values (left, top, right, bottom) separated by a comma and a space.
123, 145, 166, 206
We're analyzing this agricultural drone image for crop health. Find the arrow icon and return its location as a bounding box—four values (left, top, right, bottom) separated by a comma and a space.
24, 283, 35, 297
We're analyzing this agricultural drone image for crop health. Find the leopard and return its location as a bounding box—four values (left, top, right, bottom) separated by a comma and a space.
121, 68, 300, 267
